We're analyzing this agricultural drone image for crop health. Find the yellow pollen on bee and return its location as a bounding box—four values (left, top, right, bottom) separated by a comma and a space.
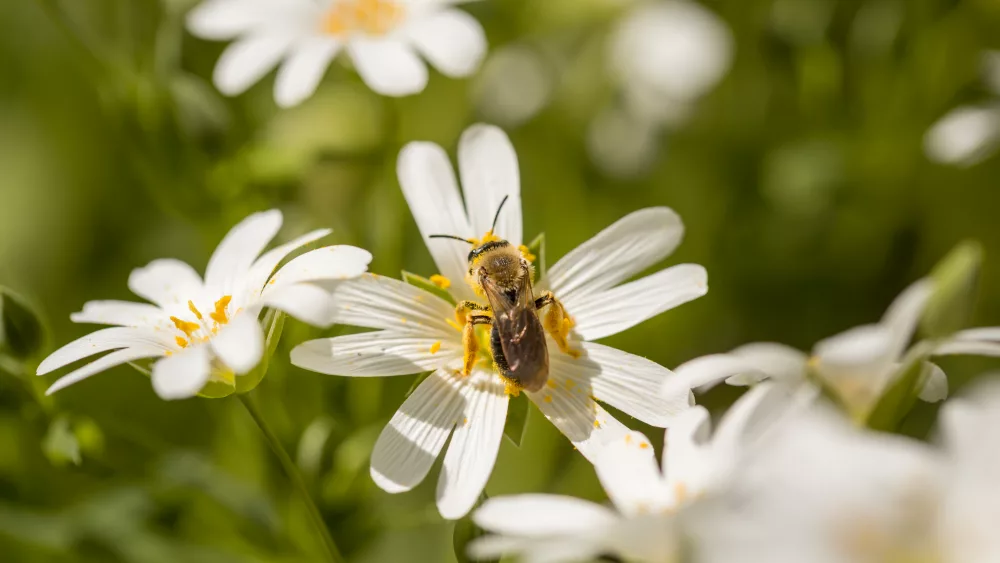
322, 0, 405, 37
518, 245, 536, 263
187, 300, 203, 320
429, 341, 442, 355
543, 395, 553, 403
170, 316, 200, 338
504, 381, 522, 396
429, 274, 451, 289
469, 230, 501, 246
175, 336, 189, 348
210, 296, 232, 325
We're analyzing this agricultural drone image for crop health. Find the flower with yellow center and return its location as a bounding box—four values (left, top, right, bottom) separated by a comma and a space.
291, 124, 709, 519
470, 384, 783, 563
37, 210, 372, 400
187, 0, 488, 107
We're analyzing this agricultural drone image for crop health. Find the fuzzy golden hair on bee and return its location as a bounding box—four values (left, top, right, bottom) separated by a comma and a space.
466, 241, 531, 298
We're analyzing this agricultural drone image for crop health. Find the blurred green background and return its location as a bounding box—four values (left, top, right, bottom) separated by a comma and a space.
3, 0, 1000, 561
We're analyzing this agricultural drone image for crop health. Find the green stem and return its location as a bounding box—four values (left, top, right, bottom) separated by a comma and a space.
238, 393, 346, 563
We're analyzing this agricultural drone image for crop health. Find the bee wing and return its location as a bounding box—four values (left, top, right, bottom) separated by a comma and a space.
482, 271, 549, 391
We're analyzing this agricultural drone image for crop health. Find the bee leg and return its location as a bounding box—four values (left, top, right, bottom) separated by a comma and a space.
455, 300, 491, 328
534, 292, 581, 358
460, 313, 492, 377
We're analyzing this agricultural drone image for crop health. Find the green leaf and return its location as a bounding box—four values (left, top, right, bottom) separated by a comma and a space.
503, 392, 529, 448
921, 240, 982, 339
0, 287, 45, 360
402, 271, 457, 305
453, 492, 498, 563
42, 416, 81, 466
525, 233, 546, 284
866, 355, 929, 431
236, 310, 286, 394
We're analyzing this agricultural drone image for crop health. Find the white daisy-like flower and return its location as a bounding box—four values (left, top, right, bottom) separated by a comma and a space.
669, 278, 964, 421
291, 124, 708, 518
697, 381, 1000, 563
469, 383, 784, 563
187, 0, 487, 107
37, 210, 372, 400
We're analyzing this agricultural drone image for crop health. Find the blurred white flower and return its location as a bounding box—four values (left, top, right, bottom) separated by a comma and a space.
924, 51, 1000, 166
697, 380, 1000, 563
37, 210, 372, 400
187, 0, 487, 107
470, 384, 785, 563
291, 124, 707, 519
670, 279, 953, 421
473, 44, 554, 128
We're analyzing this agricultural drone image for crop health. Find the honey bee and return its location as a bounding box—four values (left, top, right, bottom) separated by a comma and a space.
430, 197, 577, 393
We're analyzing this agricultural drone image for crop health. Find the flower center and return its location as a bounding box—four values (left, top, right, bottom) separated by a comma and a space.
322, 0, 406, 37
170, 296, 233, 348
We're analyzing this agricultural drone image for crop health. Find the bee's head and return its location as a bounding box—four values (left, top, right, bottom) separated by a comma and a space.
466, 239, 525, 294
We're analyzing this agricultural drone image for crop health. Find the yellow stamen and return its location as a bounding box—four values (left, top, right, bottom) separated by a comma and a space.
546, 379, 557, 389
188, 300, 203, 320
429, 274, 451, 289
322, 0, 405, 37
543, 395, 553, 403
446, 318, 464, 332
463, 417, 469, 426
625, 434, 633, 444
565, 378, 577, 390
674, 482, 688, 503
593, 420, 601, 429
639, 442, 650, 450
400, 317, 408, 324
518, 245, 536, 263
429, 341, 442, 355
210, 296, 232, 325
170, 316, 200, 338
175, 336, 189, 348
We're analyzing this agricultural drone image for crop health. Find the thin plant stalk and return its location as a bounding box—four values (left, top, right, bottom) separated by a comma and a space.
238, 393, 346, 563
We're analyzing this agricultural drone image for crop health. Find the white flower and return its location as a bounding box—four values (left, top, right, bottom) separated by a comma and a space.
670, 279, 959, 421
924, 51, 1000, 166
291, 124, 708, 518
37, 210, 372, 400
470, 384, 783, 563
187, 0, 487, 107
697, 382, 1000, 563
693, 400, 943, 563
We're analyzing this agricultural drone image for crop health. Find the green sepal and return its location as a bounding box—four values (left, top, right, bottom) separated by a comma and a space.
866, 353, 930, 431
453, 492, 498, 563
198, 379, 236, 399
921, 240, 982, 339
0, 287, 45, 360
525, 233, 547, 284
402, 271, 456, 305
503, 392, 529, 448
42, 415, 104, 467
236, 309, 286, 394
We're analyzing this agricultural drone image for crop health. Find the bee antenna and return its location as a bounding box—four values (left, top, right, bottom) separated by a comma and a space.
429, 234, 474, 244
491, 195, 510, 232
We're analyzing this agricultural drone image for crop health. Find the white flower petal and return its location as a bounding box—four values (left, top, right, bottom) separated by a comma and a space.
473, 494, 616, 538
151, 345, 212, 400
458, 124, 522, 245
397, 142, 475, 297
924, 105, 1000, 166
259, 283, 332, 327
266, 245, 372, 292
952, 327, 1000, 342
37, 327, 171, 375
45, 346, 166, 395
711, 381, 794, 454
291, 331, 459, 377
128, 258, 204, 308
274, 38, 342, 108
348, 37, 428, 97
667, 342, 807, 397
437, 371, 508, 519
370, 369, 465, 493
594, 430, 671, 515
406, 8, 486, 78
70, 301, 167, 327
934, 339, 1000, 357
204, 209, 283, 295
813, 323, 894, 368
546, 207, 684, 306
528, 358, 630, 462
213, 35, 297, 97
880, 279, 932, 359
577, 342, 691, 427
570, 264, 707, 340
918, 362, 948, 403
241, 228, 332, 304
210, 313, 264, 374
328, 274, 457, 335
186, 0, 316, 40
